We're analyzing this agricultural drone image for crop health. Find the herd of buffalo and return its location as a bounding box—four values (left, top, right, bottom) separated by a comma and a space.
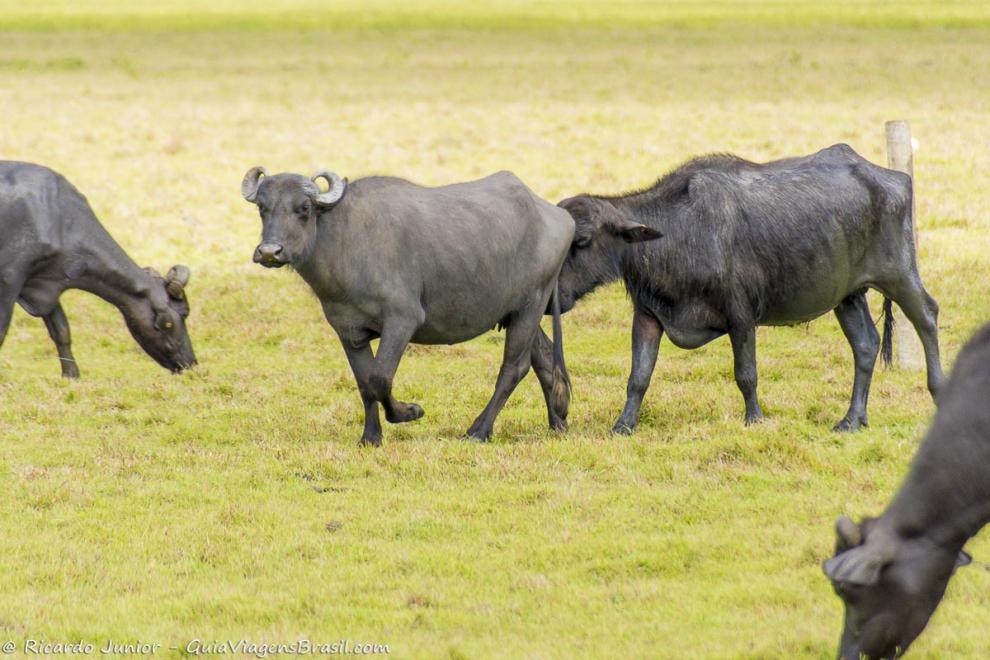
1, 144, 987, 658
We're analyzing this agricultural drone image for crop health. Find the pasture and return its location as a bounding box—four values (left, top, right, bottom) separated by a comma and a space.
1, 1, 990, 657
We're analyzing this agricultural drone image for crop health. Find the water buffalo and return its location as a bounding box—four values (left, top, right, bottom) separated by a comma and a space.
241, 167, 587, 445
557, 144, 944, 432
0, 161, 196, 376
822, 321, 990, 659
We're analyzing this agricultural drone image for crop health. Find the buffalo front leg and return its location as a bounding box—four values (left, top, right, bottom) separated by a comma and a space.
341, 342, 385, 446
728, 324, 763, 425
370, 318, 424, 426
530, 328, 567, 432
466, 300, 545, 441
613, 308, 663, 435
43, 303, 80, 379
0, 283, 19, 353
832, 293, 880, 431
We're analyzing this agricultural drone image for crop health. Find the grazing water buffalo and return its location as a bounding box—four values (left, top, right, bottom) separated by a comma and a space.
822, 322, 990, 659
241, 167, 580, 445
557, 144, 944, 432
0, 161, 196, 376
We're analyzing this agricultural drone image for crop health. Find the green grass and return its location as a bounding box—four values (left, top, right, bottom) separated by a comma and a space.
3, 1, 990, 31
2, 2, 990, 657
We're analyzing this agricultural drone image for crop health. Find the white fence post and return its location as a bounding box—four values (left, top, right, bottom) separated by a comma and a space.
884, 120, 924, 370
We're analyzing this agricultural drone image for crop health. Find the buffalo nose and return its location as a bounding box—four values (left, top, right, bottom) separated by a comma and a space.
254, 243, 284, 264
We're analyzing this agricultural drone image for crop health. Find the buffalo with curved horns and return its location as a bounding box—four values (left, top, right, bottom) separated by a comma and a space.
0, 161, 196, 376
556, 144, 944, 432
242, 167, 584, 445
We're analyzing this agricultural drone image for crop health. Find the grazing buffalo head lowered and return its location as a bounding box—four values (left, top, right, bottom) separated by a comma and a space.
125, 265, 197, 372
823, 515, 971, 659
241, 166, 346, 268
555, 195, 662, 312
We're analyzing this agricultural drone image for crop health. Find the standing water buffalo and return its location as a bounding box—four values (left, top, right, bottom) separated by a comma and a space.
241, 167, 591, 445
0, 162, 196, 376
557, 144, 944, 432
822, 321, 990, 659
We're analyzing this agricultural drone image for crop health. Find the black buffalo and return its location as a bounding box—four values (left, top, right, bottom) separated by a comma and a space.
0, 161, 196, 376
557, 144, 944, 432
241, 167, 590, 445
823, 321, 990, 659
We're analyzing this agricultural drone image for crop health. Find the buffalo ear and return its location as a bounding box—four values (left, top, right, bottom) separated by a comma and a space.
616, 221, 662, 243
558, 196, 597, 247
823, 541, 896, 586
955, 550, 973, 571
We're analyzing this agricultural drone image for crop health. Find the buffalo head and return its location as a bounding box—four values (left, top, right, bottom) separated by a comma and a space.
125, 265, 197, 373
241, 166, 346, 269
823, 515, 971, 659
555, 195, 662, 312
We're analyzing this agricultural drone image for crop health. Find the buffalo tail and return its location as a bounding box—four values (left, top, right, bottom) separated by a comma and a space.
881, 297, 894, 367
550, 279, 571, 427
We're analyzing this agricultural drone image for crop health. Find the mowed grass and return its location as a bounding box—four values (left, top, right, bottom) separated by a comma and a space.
2, 2, 990, 657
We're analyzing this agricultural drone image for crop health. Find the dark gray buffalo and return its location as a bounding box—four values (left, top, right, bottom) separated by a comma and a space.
241, 167, 588, 445
823, 321, 990, 659
0, 161, 196, 376
557, 144, 944, 432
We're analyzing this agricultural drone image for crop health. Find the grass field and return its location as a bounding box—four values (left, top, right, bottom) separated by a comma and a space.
2, 1, 990, 657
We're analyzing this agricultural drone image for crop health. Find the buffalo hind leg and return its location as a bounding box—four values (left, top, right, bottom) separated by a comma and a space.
833, 292, 879, 432
466, 296, 547, 441
613, 307, 663, 435
886, 280, 945, 401
530, 328, 567, 431
728, 324, 763, 425
43, 303, 80, 379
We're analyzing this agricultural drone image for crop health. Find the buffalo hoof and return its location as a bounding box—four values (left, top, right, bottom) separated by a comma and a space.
550, 418, 568, 433
832, 416, 867, 433
358, 435, 382, 448
386, 402, 424, 424
743, 412, 764, 426
611, 421, 635, 436
61, 365, 80, 379
463, 427, 492, 442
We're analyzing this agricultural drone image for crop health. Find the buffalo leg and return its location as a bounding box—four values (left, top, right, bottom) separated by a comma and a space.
728, 324, 763, 424
341, 342, 385, 446
43, 303, 80, 379
530, 328, 567, 431
368, 318, 424, 425
833, 293, 879, 432
613, 307, 663, 435
466, 298, 546, 441
887, 281, 945, 401
0, 285, 18, 351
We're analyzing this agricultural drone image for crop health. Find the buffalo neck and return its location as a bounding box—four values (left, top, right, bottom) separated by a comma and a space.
883, 433, 990, 553
67, 213, 155, 316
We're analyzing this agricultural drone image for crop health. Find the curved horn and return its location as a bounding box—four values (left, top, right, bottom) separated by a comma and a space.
165, 265, 191, 300
241, 166, 268, 203
310, 170, 346, 207
835, 515, 862, 549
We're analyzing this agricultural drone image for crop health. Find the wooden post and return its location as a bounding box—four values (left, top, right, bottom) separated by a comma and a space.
885, 120, 924, 370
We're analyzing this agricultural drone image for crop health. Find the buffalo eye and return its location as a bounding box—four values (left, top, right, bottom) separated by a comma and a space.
154, 312, 174, 332
297, 201, 311, 218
